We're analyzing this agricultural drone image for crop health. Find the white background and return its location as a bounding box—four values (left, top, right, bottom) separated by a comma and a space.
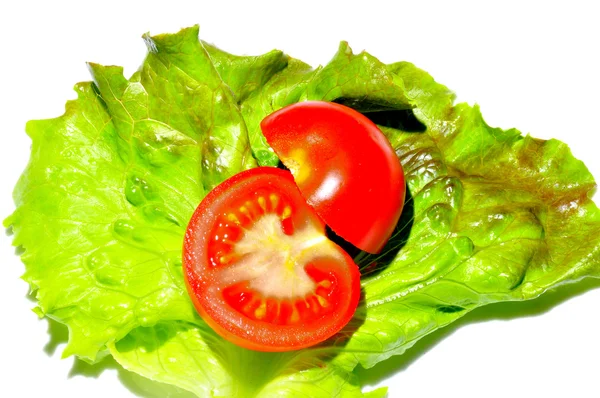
1, 1, 599, 397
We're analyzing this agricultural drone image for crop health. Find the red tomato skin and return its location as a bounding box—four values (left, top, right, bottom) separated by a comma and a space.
260, 101, 405, 254
183, 167, 361, 352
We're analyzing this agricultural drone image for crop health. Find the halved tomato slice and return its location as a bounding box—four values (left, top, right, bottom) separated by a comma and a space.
183, 167, 361, 352
261, 101, 406, 253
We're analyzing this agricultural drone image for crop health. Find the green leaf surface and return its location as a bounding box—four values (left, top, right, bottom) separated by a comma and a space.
7, 25, 600, 397
7, 25, 254, 361
109, 322, 380, 398
214, 41, 414, 166
331, 63, 600, 369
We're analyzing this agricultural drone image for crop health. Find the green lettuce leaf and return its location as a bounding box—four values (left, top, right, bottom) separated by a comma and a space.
6, 25, 600, 397
108, 322, 387, 398
5, 25, 256, 361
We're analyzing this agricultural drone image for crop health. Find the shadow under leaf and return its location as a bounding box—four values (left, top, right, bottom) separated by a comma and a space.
355, 276, 600, 386
69, 355, 195, 397
43, 317, 69, 356
40, 317, 193, 397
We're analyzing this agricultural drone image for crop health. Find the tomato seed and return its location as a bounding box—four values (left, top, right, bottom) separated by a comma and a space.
306, 296, 321, 314
289, 306, 300, 323
219, 253, 238, 264
245, 200, 263, 219
269, 193, 280, 210
316, 295, 329, 308
318, 279, 332, 289
238, 205, 251, 218
254, 301, 267, 320
315, 286, 332, 299
227, 213, 241, 224
242, 297, 262, 315
257, 196, 267, 212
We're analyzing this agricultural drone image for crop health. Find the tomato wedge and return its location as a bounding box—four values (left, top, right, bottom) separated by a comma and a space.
183, 167, 361, 352
261, 101, 405, 253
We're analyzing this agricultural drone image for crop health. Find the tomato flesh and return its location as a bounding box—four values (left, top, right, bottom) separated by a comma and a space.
261, 101, 406, 253
183, 167, 361, 352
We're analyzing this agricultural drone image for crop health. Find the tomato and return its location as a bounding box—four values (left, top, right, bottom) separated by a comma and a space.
260, 101, 405, 254
183, 167, 361, 352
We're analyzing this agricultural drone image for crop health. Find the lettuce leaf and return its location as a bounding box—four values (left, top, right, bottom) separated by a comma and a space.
5, 26, 256, 361
6, 25, 600, 397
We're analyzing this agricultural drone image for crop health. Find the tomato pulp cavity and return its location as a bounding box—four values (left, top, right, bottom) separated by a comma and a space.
261, 101, 406, 253
183, 167, 361, 352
